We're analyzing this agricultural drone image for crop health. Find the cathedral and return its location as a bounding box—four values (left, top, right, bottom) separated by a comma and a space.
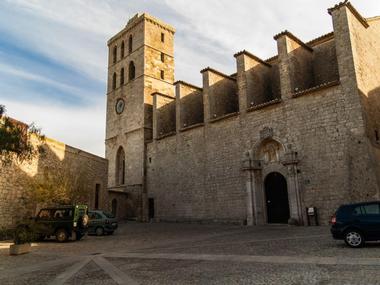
105, 2, 380, 225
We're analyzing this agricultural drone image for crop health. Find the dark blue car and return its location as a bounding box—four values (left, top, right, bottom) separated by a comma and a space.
88, 210, 118, 236
330, 201, 380, 247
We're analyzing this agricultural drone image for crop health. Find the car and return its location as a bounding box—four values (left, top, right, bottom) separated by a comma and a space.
330, 201, 380, 248
19, 205, 89, 242
88, 210, 118, 236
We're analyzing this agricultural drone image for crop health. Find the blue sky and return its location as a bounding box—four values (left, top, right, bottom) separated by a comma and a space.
0, 0, 379, 156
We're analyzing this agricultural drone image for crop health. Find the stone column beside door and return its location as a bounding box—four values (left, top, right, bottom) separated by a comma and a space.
281, 151, 303, 225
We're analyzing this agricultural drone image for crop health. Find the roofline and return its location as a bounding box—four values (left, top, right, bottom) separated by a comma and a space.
108, 13, 175, 45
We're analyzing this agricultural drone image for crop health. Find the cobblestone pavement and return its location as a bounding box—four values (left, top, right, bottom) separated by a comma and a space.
1, 222, 380, 284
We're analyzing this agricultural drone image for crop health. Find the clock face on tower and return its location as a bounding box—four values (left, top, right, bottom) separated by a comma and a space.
115, 98, 125, 114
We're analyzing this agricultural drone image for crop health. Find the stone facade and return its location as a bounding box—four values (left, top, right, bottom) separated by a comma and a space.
106, 2, 380, 225
0, 136, 108, 228
105, 14, 175, 221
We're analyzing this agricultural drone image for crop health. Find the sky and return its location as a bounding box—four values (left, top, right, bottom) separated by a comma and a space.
0, 0, 379, 157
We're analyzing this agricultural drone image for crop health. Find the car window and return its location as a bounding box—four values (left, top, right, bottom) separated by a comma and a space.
88, 212, 97, 219
52, 209, 73, 219
352, 206, 364, 216
78, 209, 86, 216
38, 209, 52, 219
96, 213, 103, 219
363, 204, 380, 215
103, 212, 115, 218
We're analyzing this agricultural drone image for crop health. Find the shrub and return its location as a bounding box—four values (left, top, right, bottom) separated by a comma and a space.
0, 227, 14, 241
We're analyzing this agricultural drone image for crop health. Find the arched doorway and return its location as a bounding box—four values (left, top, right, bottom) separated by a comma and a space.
264, 172, 290, 223
111, 198, 117, 217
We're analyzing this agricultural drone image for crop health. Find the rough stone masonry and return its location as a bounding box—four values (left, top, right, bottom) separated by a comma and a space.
105, 1, 380, 225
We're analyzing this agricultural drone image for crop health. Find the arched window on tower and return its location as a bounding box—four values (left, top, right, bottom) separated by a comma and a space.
116, 146, 125, 185
120, 68, 124, 85
129, 61, 135, 80
112, 72, 117, 90
128, 35, 133, 54
121, 41, 125, 58
113, 46, 117, 64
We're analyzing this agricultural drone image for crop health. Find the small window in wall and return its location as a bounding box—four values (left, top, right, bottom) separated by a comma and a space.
375, 130, 379, 142
161, 53, 165, 62
160, 70, 164, 80
95, 184, 100, 209
161, 32, 165, 42
112, 72, 117, 90
113, 46, 117, 64
128, 35, 133, 54
129, 61, 136, 80
120, 68, 125, 85
121, 41, 125, 58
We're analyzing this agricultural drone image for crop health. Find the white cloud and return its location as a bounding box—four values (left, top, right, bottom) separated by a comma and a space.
2, 99, 106, 157
1, 0, 380, 157
0, 62, 85, 96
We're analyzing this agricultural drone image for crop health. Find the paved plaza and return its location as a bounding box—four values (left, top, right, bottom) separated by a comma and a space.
1, 222, 380, 284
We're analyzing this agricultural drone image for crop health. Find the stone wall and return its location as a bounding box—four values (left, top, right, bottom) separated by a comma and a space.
144, 3, 380, 225
105, 13, 175, 221
347, 14, 380, 200
0, 137, 108, 228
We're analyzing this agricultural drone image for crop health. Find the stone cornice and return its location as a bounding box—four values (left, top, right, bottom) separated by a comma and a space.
108, 13, 175, 45
156, 131, 176, 140
200, 67, 237, 81
246, 98, 282, 112
307, 32, 334, 46
234, 50, 272, 67
179, 122, 204, 132
174, 80, 203, 91
265, 55, 278, 63
274, 30, 313, 52
292, 80, 340, 98
151, 92, 175, 99
328, 1, 369, 28
209, 112, 239, 123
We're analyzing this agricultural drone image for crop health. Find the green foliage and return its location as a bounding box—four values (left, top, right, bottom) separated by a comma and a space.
12, 221, 50, 244
29, 166, 90, 206
0, 227, 13, 241
13, 225, 37, 244
0, 104, 45, 164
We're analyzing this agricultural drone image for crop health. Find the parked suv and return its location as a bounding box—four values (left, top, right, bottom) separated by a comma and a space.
330, 201, 380, 247
21, 205, 89, 242
88, 210, 118, 236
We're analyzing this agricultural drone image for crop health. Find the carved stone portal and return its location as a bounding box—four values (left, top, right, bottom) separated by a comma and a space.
257, 139, 284, 163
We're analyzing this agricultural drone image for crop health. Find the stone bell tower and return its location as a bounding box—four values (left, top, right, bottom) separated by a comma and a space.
105, 13, 175, 220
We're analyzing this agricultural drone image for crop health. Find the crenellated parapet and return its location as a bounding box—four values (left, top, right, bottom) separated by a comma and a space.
234, 50, 280, 110
174, 81, 204, 131
201, 67, 238, 122
149, 1, 379, 142
151, 92, 176, 140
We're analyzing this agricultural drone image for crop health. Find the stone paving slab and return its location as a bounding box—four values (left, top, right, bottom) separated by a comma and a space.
104, 257, 380, 285
1, 223, 380, 284
65, 261, 117, 285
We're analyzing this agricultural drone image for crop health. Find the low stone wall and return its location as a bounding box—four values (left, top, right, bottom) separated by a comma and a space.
0, 136, 108, 228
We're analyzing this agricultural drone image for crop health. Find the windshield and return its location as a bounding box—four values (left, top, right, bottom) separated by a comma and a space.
103, 212, 115, 218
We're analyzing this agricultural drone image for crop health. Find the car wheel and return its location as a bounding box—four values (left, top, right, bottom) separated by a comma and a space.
76, 233, 84, 241
95, 227, 104, 236
36, 234, 45, 241
56, 229, 68, 242
344, 230, 364, 248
